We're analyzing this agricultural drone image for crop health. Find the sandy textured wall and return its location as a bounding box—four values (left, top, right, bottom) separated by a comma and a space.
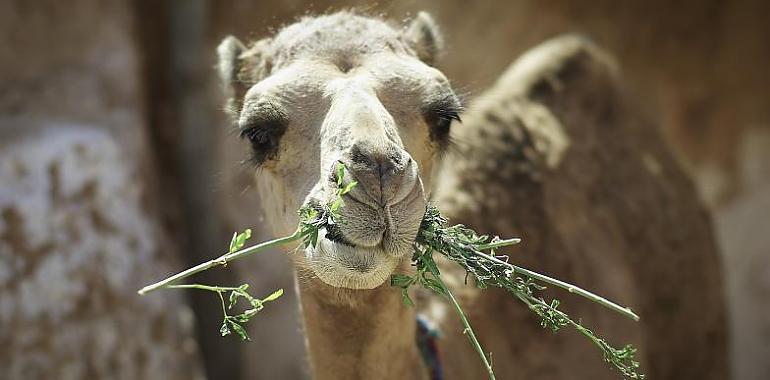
0, 1, 204, 379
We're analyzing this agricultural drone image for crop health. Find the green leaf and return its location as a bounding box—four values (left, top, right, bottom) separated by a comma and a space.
300, 207, 318, 222
243, 308, 259, 319
341, 181, 358, 195
262, 288, 284, 302
227, 319, 251, 341
422, 277, 447, 296
423, 258, 441, 276
390, 274, 415, 288
228, 290, 239, 310
220, 321, 231, 337
232, 229, 252, 252
228, 232, 238, 253
401, 289, 415, 307
336, 162, 345, 187
330, 198, 342, 213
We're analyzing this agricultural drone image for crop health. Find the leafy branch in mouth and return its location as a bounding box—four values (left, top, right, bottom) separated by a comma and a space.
297, 162, 357, 248
136, 163, 356, 339
138, 163, 643, 378
155, 229, 285, 341
392, 205, 643, 379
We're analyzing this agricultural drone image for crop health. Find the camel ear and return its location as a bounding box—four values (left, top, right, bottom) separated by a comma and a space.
217, 36, 246, 89
403, 12, 444, 66
217, 36, 273, 117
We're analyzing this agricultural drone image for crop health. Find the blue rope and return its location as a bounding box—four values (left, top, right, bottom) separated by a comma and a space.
416, 314, 443, 380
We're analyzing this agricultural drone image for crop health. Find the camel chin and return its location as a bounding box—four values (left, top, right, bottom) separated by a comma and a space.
307, 236, 401, 290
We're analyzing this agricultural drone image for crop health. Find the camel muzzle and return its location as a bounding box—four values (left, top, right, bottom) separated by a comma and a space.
337, 140, 418, 210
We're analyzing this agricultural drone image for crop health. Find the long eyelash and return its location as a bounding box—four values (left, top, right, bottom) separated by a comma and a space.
435, 109, 462, 123
431, 97, 464, 119
239, 126, 265, 142
426, 100, 463, 149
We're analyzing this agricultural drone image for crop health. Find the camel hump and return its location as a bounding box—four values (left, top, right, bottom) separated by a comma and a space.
498, 34, 618, 102
434, 35, 728, 380
443, 34, 629, 182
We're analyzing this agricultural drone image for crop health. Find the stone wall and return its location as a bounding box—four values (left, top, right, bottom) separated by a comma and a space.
0, 1, 203, 379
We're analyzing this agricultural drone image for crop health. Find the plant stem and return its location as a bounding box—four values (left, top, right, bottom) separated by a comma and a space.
138, 229, 301, 295
167, 284, 241, 292
472, 249, 640, 322
475, 238, 521, 251
437, 275, 496, 380
217, 289, 228, 316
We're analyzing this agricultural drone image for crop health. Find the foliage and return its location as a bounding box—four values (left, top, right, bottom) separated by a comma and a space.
299, 162, 357, 249
218, 284, 284, 341
390, 205, 644, 379
140, 163, 643, 379
164, 229, 284, 341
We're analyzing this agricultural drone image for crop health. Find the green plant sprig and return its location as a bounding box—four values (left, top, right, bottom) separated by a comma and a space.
138, 163, 643, 379
393, 204, 644, 379
137, 228, 301, 295
297, 163, 357, 249
137, 164, 358, 339
392, 244, 497, 379
170, 283, 283, 341
160, 229, 285, 340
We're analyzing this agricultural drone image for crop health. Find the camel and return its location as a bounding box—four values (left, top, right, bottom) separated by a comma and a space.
217, 11, 728, 380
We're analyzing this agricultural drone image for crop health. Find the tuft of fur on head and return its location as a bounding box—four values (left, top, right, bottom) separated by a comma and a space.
216, 11, 445, 117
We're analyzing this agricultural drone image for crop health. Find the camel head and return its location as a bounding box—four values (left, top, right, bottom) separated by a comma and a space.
218, 12, 460, 290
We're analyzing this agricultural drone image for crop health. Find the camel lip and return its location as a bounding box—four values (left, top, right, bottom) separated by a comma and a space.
301, 197, 385, 249
323, 223, 358, 247
321, 224, 415, 256
310, 234, 400, 289
324, 226, 389, 250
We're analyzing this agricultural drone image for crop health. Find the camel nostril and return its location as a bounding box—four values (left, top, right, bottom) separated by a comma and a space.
339, 142, 416, 208
349, 144, 374, 168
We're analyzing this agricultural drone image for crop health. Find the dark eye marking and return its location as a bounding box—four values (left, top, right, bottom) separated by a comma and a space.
239, 115, 287, 166
423, 96, 462, 147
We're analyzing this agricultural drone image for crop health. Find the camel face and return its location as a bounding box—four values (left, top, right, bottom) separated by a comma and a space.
219, 12, 459, 289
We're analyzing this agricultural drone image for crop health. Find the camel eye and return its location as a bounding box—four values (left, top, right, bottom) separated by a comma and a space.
424, 106, 461, 146
239, 125, 273, 147
239, 119, 287, 165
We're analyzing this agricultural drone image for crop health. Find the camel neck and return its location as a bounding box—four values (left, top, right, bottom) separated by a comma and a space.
296, 275, 426, 380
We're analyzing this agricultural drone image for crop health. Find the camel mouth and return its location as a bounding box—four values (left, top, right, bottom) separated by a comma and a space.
307, 231, 400, 289
302, 176, 426, 289
323, 223, 358, 248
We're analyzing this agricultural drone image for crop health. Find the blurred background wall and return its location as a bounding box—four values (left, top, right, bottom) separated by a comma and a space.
1, 0, 768, 379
